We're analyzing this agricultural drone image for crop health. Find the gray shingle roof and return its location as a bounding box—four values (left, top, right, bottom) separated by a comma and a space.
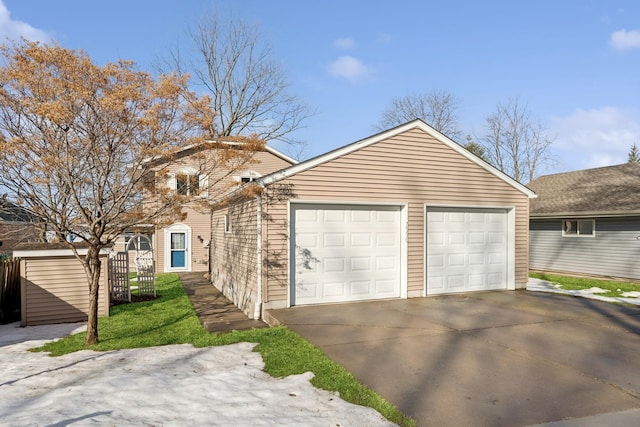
528, 163, 640, 217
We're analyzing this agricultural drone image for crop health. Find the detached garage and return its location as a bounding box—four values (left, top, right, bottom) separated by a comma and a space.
209, 119, 535, 319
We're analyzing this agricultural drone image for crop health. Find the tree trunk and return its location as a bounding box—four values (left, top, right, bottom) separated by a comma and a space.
84, 247, 102, 345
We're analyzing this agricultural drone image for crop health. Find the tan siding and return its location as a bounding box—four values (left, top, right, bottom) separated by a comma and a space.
210, 197, 260, 318
263, 127, 530, 306
22, 255, 109, 326
152, 148, 291, 273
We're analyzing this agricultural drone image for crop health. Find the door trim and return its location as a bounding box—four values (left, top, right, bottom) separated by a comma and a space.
164, 223, 192, 272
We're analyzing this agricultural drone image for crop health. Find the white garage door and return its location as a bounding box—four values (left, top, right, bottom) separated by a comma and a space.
291, 204, 402, 305
426, 207, 508, 295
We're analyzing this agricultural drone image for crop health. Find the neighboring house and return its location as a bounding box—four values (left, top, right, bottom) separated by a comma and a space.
141, 142, 296, 273
529, 163, 640, 280
0, 200, 42, 257
209, 119, 536, 320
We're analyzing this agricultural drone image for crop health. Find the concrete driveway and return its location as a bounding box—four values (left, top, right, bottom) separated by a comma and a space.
268, 290, 640, 426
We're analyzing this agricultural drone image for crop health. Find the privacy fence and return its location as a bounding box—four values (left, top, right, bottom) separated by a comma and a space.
0, 258, 21, 324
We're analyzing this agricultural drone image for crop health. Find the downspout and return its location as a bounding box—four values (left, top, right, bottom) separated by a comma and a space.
254, 193, 263, 320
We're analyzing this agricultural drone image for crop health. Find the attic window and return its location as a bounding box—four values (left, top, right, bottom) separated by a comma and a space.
562, 219, 595, 237
237, 170, 261, 183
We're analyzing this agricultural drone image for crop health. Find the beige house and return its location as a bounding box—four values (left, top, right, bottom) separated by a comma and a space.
144, 143, 296, 274
210, 120, 537, 320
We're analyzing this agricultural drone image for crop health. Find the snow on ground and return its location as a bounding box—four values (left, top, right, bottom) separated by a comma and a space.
0, 322, 395, 426
527, 278, 640, 306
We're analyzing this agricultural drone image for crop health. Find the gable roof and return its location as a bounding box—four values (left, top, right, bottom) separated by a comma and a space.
0, 200, 40, 223
258, 119, 536, 198
529, 163, 640, 218
144, 139, 298, 166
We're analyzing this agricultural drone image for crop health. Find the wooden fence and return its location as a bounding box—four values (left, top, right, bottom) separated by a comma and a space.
0, 258, 21, 323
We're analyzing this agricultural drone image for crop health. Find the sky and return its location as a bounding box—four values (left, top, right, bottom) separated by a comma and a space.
1, 0, 640, 177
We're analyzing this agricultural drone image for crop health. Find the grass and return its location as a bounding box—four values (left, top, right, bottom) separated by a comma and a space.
33, 273, 415, 427
530, 271, 640, 298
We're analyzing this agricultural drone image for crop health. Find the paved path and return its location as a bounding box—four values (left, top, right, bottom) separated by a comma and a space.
179, 273, 267, 333
269, 290, 640, 426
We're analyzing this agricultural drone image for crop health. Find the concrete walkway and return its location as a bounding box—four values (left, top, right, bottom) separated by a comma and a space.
178, 273, 267, 333
269, 290, 640, 426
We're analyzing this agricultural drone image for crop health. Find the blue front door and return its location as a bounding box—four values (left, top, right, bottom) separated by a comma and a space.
170, 232, 186, 268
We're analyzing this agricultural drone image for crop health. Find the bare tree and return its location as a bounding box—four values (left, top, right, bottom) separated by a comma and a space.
375, 90, 462, 140
161, 11, 313, 149
481, 97, 554, 183
0, 40, 261, 345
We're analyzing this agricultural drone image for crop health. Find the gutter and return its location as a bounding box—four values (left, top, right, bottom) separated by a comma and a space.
531, 211, 640, 219
254, 194, 263, 320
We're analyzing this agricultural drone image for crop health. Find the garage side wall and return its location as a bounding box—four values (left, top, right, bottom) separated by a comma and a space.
263, 127, 530, 308
210, 196, 260, 318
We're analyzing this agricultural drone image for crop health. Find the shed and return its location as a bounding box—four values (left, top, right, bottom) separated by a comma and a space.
14, 243, 111, 326
529, 163, 640, 280
210, 120, 536, 319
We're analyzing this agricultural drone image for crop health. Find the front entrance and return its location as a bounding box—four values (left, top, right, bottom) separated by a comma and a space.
164, 224, 191, 272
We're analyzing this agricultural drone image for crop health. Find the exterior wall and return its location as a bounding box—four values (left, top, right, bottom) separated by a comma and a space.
153, 149, 293, 273
156, 207, 211, 273
530, 216, 640, 280
0, 222, 41, 257
262, 127, 531, 308
210, 196, 260, 318
20, 254, 110, 326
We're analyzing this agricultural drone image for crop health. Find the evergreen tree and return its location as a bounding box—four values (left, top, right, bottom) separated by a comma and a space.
628, 143, 640, 163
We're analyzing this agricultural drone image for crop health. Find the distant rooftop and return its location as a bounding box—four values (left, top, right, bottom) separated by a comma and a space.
529, 163, 640, 217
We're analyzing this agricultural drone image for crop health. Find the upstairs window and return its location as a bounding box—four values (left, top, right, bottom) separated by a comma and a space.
168, 168, 208, 197
562, 219, 595, 237
177, 173, 199, 196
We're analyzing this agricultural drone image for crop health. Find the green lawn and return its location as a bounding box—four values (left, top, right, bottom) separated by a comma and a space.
33, 273, 415, 427
530, 271, 640, 298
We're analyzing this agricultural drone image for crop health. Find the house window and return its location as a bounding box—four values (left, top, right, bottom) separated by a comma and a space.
176, 173, 200, 196
168, 168, 208, 197
562, 219, 595, 237
237, 170, 261, 183
124, 233, 152, 251
224, 214, 231, 233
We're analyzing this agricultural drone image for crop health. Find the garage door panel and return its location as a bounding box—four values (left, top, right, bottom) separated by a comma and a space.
293, 204, 401, 305
427, 208, 508, 295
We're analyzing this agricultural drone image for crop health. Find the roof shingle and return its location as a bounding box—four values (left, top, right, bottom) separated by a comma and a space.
528, 163, 640, 217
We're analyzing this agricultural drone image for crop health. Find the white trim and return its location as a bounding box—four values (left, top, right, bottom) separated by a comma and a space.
143, 140, 298, 166
288, 200, 408, 306
164, 223, 192, 272
13, 247, 111, 258
423, 204, 516, 295
265, 146, 298, 165
259, 119, 536, 199
255, 195, 263, 320
562, 219, 596, 238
